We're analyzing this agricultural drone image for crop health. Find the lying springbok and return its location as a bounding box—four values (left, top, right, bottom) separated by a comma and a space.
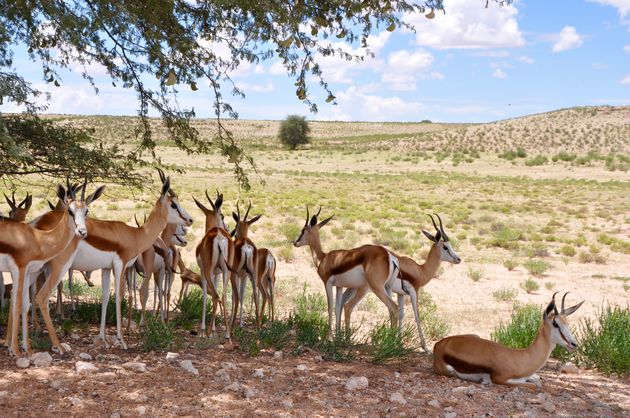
433, 293, 583, 390
342, 214, 461, 353
175, 249, 202, 305
293, 207, 401, 337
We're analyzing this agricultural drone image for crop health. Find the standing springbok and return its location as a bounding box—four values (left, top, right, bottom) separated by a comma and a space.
230, 201, 262, 327
342, 214, 461, 353
293, 207, 401, 337
194, 190, 236, 338
256, 248, 278, 323
433, 293, 584, 390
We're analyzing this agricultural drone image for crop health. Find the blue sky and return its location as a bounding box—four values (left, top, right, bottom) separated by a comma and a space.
2, 0, 630, 123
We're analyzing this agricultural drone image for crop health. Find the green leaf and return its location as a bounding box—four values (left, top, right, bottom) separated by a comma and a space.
190, 82, 198, 91
386, 22, 396, 32
279, 36, 293, 48
336, 29, 347, 39
296, 87, 306, 100
54, 80, 60, 87
165, 70, 177, 86
325, 94, 336, 103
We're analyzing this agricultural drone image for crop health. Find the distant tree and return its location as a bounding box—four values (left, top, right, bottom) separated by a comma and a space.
279, 115, 311, 150
0, 0, 511, 188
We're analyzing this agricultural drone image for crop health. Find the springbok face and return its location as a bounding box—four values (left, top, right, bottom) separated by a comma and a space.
5, 192, 32, 222
172, 233, 188, 247
193, 189, 226, 231
422, 214, 461, 264
65, 182, 106, 239
174, 223, 188, 236
293, 206, 333, 247
157, 169, 194, 227
231, 201, 262, 239
544, 293, 584, 352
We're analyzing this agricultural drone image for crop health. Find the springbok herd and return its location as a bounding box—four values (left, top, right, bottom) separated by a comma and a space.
0, 170, 585, 390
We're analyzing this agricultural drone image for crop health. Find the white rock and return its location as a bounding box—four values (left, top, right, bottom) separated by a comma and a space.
68, 396, 84, 407
273, 351, 283, 359
543, 401, 555, 413
428, 400, 440, 408
445, 412, 457, 418
75, 361, 98, 374
215, 368, 231, 382
453, 385, 476, 396
345, 376, 369, 391
224, 382, 241, 392
31, 352, 53, 368
221, 361, 237, 370
296, 364, 308, 371
390, 391, 407, 405
244, 387, 257, 399
0, 391, 8, 397
70, 333, 80, 340
165, 352, 179, 362
561, 362, 579, 374
282, 399, 293, 408
253, 368, 265, 378
60, 342, 72, 352
50, 380, 63, 390
16, 357, 30, 369
123, 362, 147, 373
180, 359, 199, 375
79, 352, 92, 361
314, 355, 323, 362
136, 406, 146, 416
110, 413, 121, 418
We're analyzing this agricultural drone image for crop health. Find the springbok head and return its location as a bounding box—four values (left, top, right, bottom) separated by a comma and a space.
65, 179, 106, 239
4, 191, 33, 222
157, 168, 194, 227
422, 214, 461, 264
293, 206, 333, 247
544, 292, 584, 352
193, 189, 227, 231
231, 200, 262, 239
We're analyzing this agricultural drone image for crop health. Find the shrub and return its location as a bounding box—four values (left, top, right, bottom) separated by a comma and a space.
503, 258, 518, 271
140, 315, 173, 352
492, 288, 517, 302
418, 290, 450, 340
369, 322, 416, 363
488, 225, 524, 250
525, 155, 548, 166
293, 285, 328, 346
467, 266, 484, 282
523, 259, 550, 277
174, 288, 210, 329
521, 278, 540, 294
279, 115, 311, 150
560, 245, 577, 257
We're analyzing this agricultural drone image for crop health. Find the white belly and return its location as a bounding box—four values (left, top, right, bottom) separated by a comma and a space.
0, 254, 16, 273
330, 265, 366, 288
73, 241, 119, 271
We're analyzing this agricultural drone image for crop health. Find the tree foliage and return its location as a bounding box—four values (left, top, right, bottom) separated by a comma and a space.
0, 0, 511, 188
279, 115, 311, 150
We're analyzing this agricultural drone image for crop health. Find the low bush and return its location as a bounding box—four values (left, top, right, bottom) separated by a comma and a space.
140, 315, 173, 352
523, 259, 550, 277
492, 288, 517, 302
369, 322, 416, 363
521, 278, 540, 294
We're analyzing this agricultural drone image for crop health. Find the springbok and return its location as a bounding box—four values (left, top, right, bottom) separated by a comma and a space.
293, 207, 401, 337
433, 293, 584, 390
1, 185, 84, 356
175, 249, 203, 305
342, 214, 461, 353
256, 248, 278, 323
194, 190, 236, 338
230, 201, 262, 327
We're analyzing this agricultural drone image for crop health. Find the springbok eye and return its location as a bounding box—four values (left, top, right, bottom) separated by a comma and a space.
552, 320, 560, 329
171, 202, 177, 209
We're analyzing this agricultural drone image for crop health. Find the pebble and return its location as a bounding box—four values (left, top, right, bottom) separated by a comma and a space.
445, 412, 457, 418
60, 342, 72, 352
16, 357, 30, 369
345, 376, 369, 391
110, 413, 121, 418
0, 391, 7, 397
428, 400, 440, 408
253, 368, 265, 378
70, 333, 80, 340
75, 361, 98, 374
165, 352, 179, 362
282, 399, 293, 408
136, 406, 146, 416
389, 391, 407, 405
68, 396, 84, 407
224, 382, 241, 392
273, 351, 283, 359
50, 380, 63, 390
561, 362, 579, 374
296, 364, 308, 371
79, 353, 92, 361
123, 362, 147, 373
452, 385, 476, 396
244, 387, 257, 399
180, 359, 199, 376
543, 401, 555, 413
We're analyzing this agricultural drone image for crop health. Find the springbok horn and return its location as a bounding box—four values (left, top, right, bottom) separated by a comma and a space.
134, 214, 141, 227
435, 213, 449, 241
552, 292, 559, 315
561, 292, 569, 314
315, 206, 322, 219
244, 200, 252, 221
205, 190, 216, 210
428, 214, 440, 233
305, 205, 310, 226
4, 193, 14, 210
236, 200, 241, 220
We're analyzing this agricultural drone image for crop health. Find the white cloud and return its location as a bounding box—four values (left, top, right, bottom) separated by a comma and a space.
237, 81, 274, 93
492, 68, 507, 79
381, 49, 435, 90
588, 0, 630, 18
405, 0, 525, 49
516, 55, 534, 64
268, 61, 285, 75
254, 65, 265, 74
624, 45, 630, 52
316, 86, 426, 121
621, 75, 630, 84
552, 26, 584, 52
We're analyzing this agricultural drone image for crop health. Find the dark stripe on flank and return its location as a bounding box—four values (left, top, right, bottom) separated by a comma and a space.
444, 354, 493, 375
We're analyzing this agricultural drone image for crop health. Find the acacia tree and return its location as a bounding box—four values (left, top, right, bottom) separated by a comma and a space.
0, 0, 510, 188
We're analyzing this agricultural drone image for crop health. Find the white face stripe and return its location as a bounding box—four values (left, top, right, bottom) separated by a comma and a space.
68, 201, 88, 238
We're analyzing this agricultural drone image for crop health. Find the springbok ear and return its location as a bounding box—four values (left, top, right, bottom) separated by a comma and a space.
160, 177, 171, 198
309, 215, 318, 227
22, 194, 33, 211
215, 194, 223, 210
563, 300, 584, 316
317, 215, 334, 229
56, 185, 68, 204
192, 196, 209, 214
544, 299, 556, 319
422, 230, 436, 242
4, 193, 15, 210
86, 185, 106, 206
232, 212, 239, 223
248, 214, 262, 225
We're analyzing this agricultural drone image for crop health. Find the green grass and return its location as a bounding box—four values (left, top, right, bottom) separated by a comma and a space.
173, 288, 212, 330
559, 245, 577, 257
369, 322, 416, 363
503, 258, 518, 271
467, 266, 484, 282
523, 259, 550, 277
140, 315, 174, 352
492, 288, 518, 302
521, 278, 540, 294
417, 290, 450, 340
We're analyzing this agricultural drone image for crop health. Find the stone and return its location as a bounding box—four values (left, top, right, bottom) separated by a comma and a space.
561, 362, 579, 374
389, 391, 406, 405
16, 357, 30, 369
221, 361, 237, 370
110, 413, 121, 418
296, 364, 308, 371
68, 396, 84, 407
253, 368, 265, 378
122, 362, 147, 373
345, 376, 369, 391
30, 352, 53, 368
453, 385, 476, 396
244, 387, 257, 399
79, 353, 92, 361
70, 333, 80, 340
215, 368, 231, 382
180, 359, 199, 376
543, 402, 555, 413
428, 400, 440, 408
50, 381, 63, 390
445, 412, 457, 418
60, 343, 72, 352
165, 352, 179, 362
136, 406, 146, 416
314, 355, 323, 362
75, 361, 98, 374
0, 391, 7, 397
281, 399, 294, 409
224, 382, 241, 392
273, 351, 283, 359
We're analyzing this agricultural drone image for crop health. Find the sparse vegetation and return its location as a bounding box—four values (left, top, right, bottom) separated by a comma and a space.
279, 115, 311, 150
492, 288, 518, 302
523, 259, 550, 277
521, 278, 540, 294
467, 266, 484, 282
